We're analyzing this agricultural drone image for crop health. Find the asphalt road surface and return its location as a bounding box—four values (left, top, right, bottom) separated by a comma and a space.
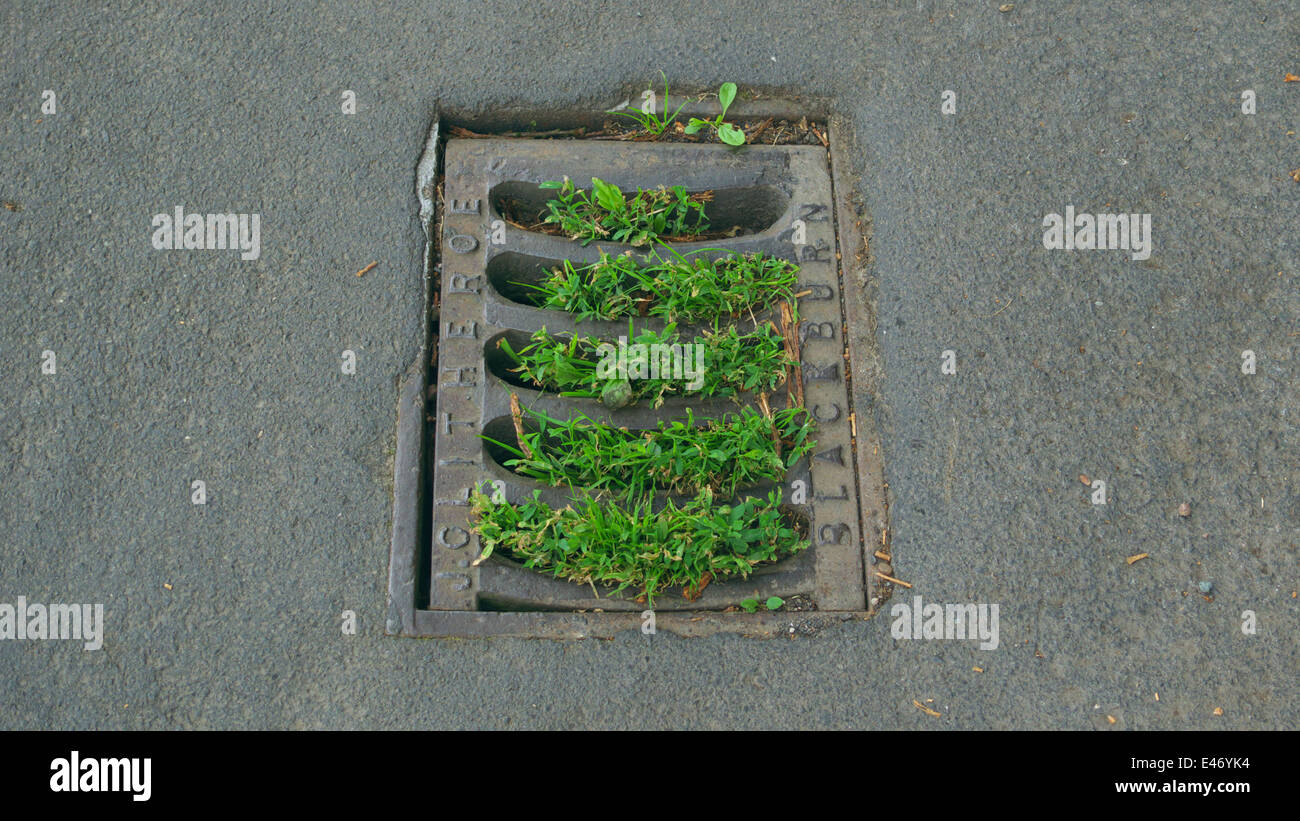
1, 1, 1296, 729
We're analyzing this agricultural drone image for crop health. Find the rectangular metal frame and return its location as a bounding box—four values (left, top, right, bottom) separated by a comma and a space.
388, 115, 887, 639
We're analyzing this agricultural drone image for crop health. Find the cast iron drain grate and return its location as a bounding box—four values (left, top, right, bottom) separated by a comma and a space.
388, 116, 887, 638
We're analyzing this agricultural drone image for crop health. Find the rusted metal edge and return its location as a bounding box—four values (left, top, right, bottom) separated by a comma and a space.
411, 609, 864, 639
386, 359, 426, 636
826, 115, 891, 616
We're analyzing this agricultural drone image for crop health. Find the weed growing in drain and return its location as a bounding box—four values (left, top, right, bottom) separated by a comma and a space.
470, 486, 806, 603
609, 71, 687, 137
685, 82, 746, 146
497, 322, 791, 408
526, 252, 645, 320
526, 250, 800, 324
538, 177, 710, 246
487, 405, 814, 498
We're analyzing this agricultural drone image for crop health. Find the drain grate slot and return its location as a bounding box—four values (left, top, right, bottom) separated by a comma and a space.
490, 180, 791, 240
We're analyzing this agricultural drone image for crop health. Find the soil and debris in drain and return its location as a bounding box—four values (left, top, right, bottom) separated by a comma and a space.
448, 115, 827, 147
776, 594, 817, 612
452, 116, 826, 241
719, 593, 818, 613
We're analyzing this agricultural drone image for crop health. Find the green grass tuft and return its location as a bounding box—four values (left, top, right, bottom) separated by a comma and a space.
525, 250, 799, 324
497, 322, 791, 408
470, 487, 806, 603
487, 405, 815, 498
538, 177, 710, 246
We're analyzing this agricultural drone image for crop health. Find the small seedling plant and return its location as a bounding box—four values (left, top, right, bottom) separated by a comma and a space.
526, 249, 800, 324
685, 82, 746, 146
487, 405, 815, 498
539, 177, 710, 246
470, 486, 806, 603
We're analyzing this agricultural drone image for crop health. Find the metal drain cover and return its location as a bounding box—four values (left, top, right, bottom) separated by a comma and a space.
388, 122, 886, 638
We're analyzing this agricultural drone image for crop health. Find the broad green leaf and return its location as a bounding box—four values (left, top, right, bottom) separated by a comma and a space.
718, 83, 737, 116
718, 122, 746, 146
765, 596, 784, 611
590, 177, 624, 212
740, 598, 759, 613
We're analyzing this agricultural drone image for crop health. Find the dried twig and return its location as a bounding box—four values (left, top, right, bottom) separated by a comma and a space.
876, 571, 911, 588
779, 302, 804, 409
509, 393, 533, 459
985, 293, 1016, 318
504, 127, 587, 137
450, 125, 588, 139
747, 117, 774, 142
756, 391, 781, 458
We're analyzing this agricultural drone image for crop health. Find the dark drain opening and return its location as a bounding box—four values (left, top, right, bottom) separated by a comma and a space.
484, 329, 548, 392
490, 180, 789, 241
414, 308, 439, 612
485, 252, 556, 306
